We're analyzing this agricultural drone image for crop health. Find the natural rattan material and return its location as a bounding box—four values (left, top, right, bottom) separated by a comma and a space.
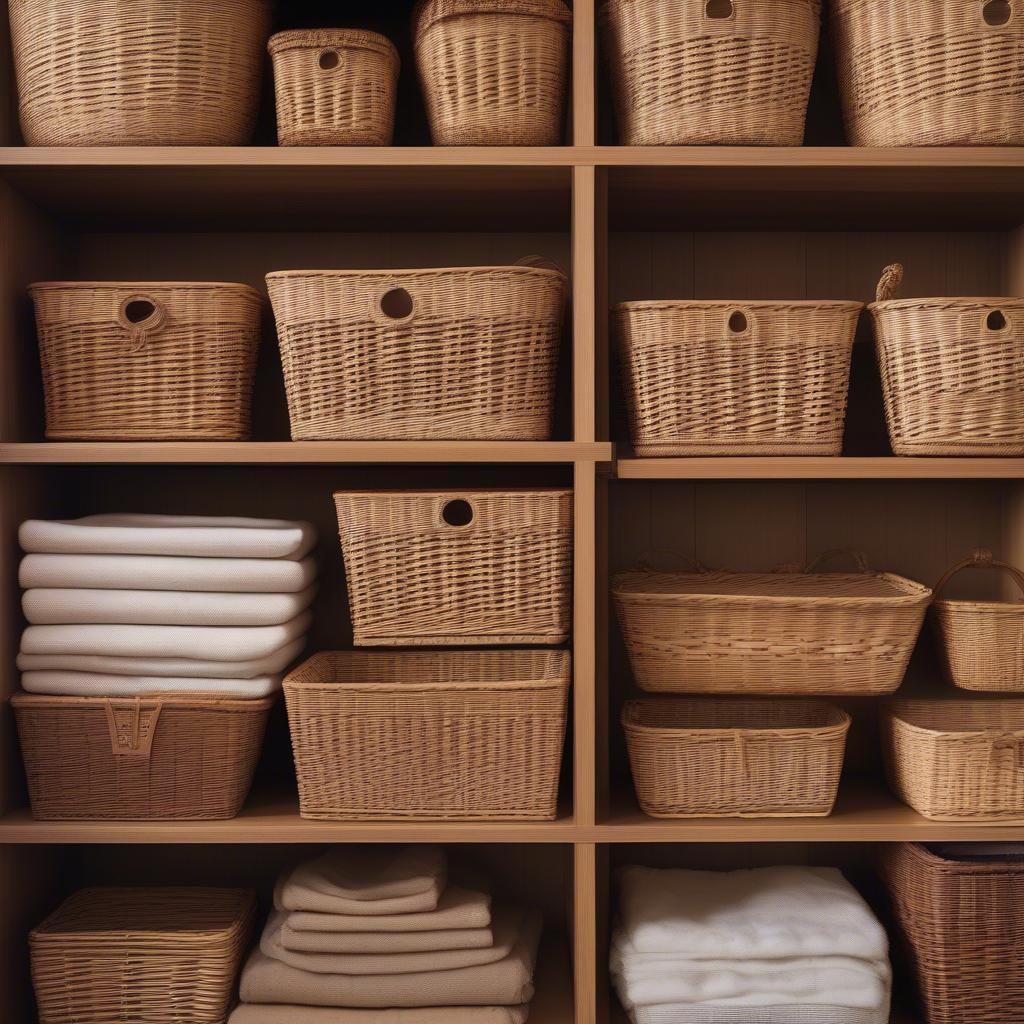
623, 698, 851, 818
615, 299, 862, 456
267, 264, 566, 440
31, 887, 255, 1024
832, 0, 1024, 147
414, 0, 571, 145
600, 0, 821, 145
12, 692, 273, 819
10, 0, 269, 146
269, 30, 400, 146
284, 649, 570, 820
30, 282, 262, 441
334, 488, 572, 646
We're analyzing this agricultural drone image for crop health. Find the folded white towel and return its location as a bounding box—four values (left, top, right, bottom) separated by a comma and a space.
21, 671, 281, 698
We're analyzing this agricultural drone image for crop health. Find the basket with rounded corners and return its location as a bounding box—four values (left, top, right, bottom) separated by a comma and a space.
334, 488, 572, 646
613, 548, 931, 695
870, 263, 1024, 455
615, 299, 862, 456
284, 649, 570, 820
631, 1004, 889, 1024
623, 698, 851, 818
600, 0, 821, 145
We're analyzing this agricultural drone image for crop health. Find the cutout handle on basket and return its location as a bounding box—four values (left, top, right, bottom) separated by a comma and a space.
933, 548, 1024, 601
726, 308, 753, 337
982, 0, 1012, 26
318, 48, 341, 70
984, 731, 1024, 774
104, 698, 161, 759
635, 548, 709, 573
704, 0, 736, 20
875, 264, 904, 303
117, 294, 166, 353
440, 497, 475, 528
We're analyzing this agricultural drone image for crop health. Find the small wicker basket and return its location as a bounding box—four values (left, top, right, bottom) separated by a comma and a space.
623, 698, 851, 818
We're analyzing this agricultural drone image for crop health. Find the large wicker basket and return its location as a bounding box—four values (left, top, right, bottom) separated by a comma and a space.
31, 887, 255, 1024
12, 692, 273, 819
267, 262, 566, 440
284, 649, 570, 820
832, 0, 1024, 147
613, 549, 930, 695
30, 282, 262, 441
334, 488, 572, 646
615, 299, 862, 455
10, 0, 269, 146
414, 0, 571, 145
600, 0, 821, 145
871, 263, 1024, 456
623, 698, 851, 818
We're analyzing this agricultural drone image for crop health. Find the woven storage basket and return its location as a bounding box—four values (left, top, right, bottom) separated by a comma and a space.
334, 488, 572, 645
613, 549, 930, 695
871, 263, 1024, 456
269, 30, 400, 146
31, 887, 255, 1024
615, 299, 862, 456
414, 0, 571, 145
10, 0, 269, 146
31, 282, 262, 441
832, 0, 1024, 147
284, 649, 570, 820
267, 261, 566, 440
600, 0, 821, 145
632, 1006, 888, 1024
12, 692, 273, 819
623, 698, 851, 818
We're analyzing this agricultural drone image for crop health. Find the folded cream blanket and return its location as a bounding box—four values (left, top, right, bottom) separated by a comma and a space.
279, 919, 494, 954
21, 671, 281, 698
228, 1005, 529, 1024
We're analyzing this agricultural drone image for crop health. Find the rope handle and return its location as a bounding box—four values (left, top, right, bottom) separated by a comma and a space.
933, 548, 1024, 600
875, 264, 904, 303
635, 548, 710, 573
116, 294, 167, 353
775, 547, 871, 575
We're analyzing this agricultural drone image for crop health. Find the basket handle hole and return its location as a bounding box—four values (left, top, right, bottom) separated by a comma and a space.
728, 310, 748, 333
319, 49, 340, 70
442, 499, 474, 527
380, 288, 414, 320
984, 0, 1011, 25
706, 0, 734, 17
988, 309, 1008, 331
123, 299, 157, 326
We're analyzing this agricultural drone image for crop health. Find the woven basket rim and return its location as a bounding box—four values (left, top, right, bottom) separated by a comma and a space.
904, 841, 1024, 876
29, 281, 263, 301
11, 691, 276, 711
415, 0, 572, 35
869, 296, 1024, 313
621, 698, 851, 736
267, 265, 567, 282
268, 28, 400, 62
285, 677, 570, 693
935, 597, 1024, 612
886, 699, 1024, 737
614, 299, 863, 313
335, 486, 572, 497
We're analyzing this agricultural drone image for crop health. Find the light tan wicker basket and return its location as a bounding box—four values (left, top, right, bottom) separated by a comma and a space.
30, 282, 262, 441
334, 488, 572, 646
613, 549, 930, 695
12, 692, 273, 819
600, 0, 821, 145
623, 698, 851, 818
31, 887, 255, 1024
10, 0, 269, 146
414, 0, 571, 145
615, 299, 862, 456
284, 649, 570, 820
832, 0, 1024, 147
267, 262, 566, 440
871, 263, 1024, 456
883, 699, 1024, 820
269, 30, 400, 146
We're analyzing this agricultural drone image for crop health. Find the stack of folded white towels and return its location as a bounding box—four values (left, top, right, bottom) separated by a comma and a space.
611, 865, 891, 1024
17, 514, 318, 697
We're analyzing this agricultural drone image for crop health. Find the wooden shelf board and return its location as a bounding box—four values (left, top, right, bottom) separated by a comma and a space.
615, 457, 1024, 480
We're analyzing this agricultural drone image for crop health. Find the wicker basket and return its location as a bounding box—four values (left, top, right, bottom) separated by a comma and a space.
832, 0, 1024, 147
269, 30, 400, 146
284, 649, 570, 820
10, 0, 269, 146
267, 262, 566, 440
883, 699, 1024, 820
871, 263, 1024, 456
12, 692, 273, 819
31, 887, 255, 1024
334, 488, 572, 646
623, 698, 851, 818
414, 0, 571, 145
615, 299, 862, 456
600, 0, 821, 145
30, 282, 262, 441
613, 549, 930, 695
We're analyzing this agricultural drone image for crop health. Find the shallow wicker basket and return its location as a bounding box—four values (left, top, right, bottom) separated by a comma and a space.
615, 299, 862, 455
613, 549, 930, 695
30, 282, 262, 441
334, 488, 572, 646
832, 0, 1024, 147
12, 692, 273, 819
284, 649, 570, 820
414, 0, 571, 145
631, 1008, 888, 1024
10, 0, 269, 146
623, 698, 851, 818
871, 263, 1024, 456
269, 30, 400, 146
31, 887, 255, 1024
600, 0, 821, 145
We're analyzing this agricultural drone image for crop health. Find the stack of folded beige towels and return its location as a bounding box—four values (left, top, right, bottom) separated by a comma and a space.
231, 845, 543, 1024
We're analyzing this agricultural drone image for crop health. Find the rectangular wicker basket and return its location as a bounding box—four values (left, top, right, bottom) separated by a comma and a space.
283, 649, 570, 820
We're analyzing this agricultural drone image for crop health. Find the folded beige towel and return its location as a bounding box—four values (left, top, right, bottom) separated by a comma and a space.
280, 920, 494, 954
228, 1005, 529, 1024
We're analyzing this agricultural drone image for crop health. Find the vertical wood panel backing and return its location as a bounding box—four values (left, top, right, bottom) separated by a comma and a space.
574, 461, 597, 826
572, 0, 596, 146
574, 166, 597, 441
